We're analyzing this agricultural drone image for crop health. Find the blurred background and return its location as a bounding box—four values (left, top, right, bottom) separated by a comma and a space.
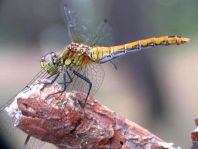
0, 0, 197, 148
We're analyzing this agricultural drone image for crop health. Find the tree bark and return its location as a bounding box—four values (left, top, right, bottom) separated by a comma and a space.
6, 83, 176, 149
191, 118, 198, 149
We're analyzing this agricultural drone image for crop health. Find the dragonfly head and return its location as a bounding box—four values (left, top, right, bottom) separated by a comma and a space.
40, 52, 59, 75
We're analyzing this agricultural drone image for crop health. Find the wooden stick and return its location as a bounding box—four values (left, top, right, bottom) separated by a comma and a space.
7, 83, 177, 149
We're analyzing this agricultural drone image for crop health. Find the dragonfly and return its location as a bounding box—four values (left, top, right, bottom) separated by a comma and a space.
0, 4, 189, 149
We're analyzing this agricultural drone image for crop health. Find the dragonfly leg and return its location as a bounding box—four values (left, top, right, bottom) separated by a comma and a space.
56, 71, 72, 92
110, 60, 118, 70
66, 70, 73, 84
58, 71, 72, 85
39, 72, 60, 91
40, 72, 60, 85
23, 135, 31, 149
73, 70, 92, 108
45, 71, 72, 98
58, 71, 70, 92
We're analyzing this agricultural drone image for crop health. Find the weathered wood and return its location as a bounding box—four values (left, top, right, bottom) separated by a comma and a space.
7, 83, 176, 149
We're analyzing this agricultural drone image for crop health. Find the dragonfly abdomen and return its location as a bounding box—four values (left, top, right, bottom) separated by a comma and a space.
91, 35, 189, 63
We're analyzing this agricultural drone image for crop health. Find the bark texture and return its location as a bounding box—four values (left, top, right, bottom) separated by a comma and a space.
191, 118, 198, 149
12, 83, 176, 149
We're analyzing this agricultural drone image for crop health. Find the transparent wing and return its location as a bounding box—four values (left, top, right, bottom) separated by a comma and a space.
65, 63, 105, 96
0, 64, 104, 147
0, 69, 49, 148
89, 19, 115, 46
0, 69, 49, 112
63, 4, 93, 44
63, 4, 114, 46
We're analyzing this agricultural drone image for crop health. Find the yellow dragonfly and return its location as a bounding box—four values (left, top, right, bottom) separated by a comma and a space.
0, 5, 189, 112
39, 5, 189, 108
0, 4, 189, 148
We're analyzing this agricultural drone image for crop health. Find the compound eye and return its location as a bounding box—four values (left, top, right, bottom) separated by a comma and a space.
51, 52, 56, 57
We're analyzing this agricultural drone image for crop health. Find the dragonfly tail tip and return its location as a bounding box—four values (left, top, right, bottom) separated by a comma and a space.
182, 37, 190, 43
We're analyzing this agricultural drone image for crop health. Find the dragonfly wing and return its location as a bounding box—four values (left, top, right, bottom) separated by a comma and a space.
63, 4, 114, 47
63, 4, 92, 44
89, 19, 114, 46
0, 69, 49, 148
65, 63, 105, 96
0, 69, 49, 112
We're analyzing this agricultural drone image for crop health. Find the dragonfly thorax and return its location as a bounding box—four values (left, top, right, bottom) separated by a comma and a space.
58, 42, 93, 67
67, 42, 91, 53
40, 52, 60, 75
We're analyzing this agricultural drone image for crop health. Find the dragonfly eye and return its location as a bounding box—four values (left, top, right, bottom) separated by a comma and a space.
51, 52, 56, 57
40, 53, 58, 75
